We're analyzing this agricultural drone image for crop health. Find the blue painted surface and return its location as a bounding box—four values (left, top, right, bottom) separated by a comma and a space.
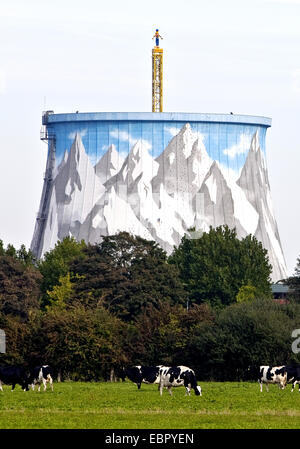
45, 111, 271, 175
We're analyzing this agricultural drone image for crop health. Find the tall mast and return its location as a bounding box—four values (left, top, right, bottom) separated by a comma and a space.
152, 29, 163, 112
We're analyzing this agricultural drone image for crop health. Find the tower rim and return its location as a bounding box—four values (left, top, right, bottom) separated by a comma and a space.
44, 112, 272, 127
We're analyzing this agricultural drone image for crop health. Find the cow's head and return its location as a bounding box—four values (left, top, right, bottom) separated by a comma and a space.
195, 385, 202, 396
22, 371, 31, 391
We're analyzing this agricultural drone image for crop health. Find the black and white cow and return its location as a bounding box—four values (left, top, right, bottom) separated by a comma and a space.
124, 365, 162, 389
0, 366, 29, 392
282, 365, 300, 392
28, 365, 54, 392
258, 365, 287, 392
158, 365, 202, 396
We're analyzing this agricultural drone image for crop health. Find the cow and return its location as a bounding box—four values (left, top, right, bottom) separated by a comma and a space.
158, 365, 202, 396
258, 365, 287, 392
124, 365, 162, 389
0, 366, 29, 392
281, 365, 300, 392
28, 365, 54, 392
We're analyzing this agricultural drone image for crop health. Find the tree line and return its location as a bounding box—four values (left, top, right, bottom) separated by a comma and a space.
0, 226, 299, 381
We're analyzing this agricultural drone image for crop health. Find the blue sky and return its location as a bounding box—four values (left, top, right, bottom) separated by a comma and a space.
0, 0, 299, 274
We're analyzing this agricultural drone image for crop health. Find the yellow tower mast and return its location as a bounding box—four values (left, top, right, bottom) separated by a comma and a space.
152, 29, 163, 112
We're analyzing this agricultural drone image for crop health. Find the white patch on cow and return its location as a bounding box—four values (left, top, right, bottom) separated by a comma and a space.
32, 365, 54, 392
158, 365, 201, 397
259, 365, 287, 392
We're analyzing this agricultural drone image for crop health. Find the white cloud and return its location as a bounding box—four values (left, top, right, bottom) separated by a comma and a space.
110, 129, 152, 151
166, 127, 179, 137
68, 129, 88, 140
223, 134, 252, 159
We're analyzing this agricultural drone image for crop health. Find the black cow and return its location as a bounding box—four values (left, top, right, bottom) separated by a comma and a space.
0, 366, 29, 392
28, 365, 54, 392
124, 365, 162, 389
158, 365, 202, 396
282, 365, 300, 392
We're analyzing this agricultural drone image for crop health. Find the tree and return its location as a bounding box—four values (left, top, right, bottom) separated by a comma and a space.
0, 241, 36, 266
38, 237, 86, 308
69, 232, 186, 320
0, 255, 41, 321
186, 298, 300, 381
236, 284, 257, 303
0, 312, 30, 366
26, 306, 128, 381
169, 225, 272, 308
286, 256, 300, 302
131, 302, 215, 367
46, 273, 74, 310
16, 244, 36, 267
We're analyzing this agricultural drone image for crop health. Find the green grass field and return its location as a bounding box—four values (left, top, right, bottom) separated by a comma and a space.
0, 381, 300, 429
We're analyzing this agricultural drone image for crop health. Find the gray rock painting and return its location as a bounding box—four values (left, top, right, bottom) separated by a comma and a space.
31, 124, 287, 281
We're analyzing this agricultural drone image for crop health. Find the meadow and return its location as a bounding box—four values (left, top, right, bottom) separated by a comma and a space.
0, 381, 300, 429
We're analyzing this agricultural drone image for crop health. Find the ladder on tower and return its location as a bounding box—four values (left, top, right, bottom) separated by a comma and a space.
31, 111, 56, 258
152, 47, 163, 112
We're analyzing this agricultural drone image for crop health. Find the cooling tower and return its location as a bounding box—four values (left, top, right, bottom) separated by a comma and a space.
31, 111, 287, 281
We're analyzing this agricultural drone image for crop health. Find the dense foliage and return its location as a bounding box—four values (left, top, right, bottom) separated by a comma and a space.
0, 229, 298, 381
286, 256, 300, 302
38, 237, 87, 309
68, 233, 186, 320
169, 225, 272, 307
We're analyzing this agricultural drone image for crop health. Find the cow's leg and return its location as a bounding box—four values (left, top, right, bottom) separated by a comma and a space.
266, 383, 269, 392
11, 384, 15, 392
43, 378, 47, 391
291, 381, 300, 392
259, 381, 263, 392
31, 383, 35, 391
49, 377, 53, 392
185, 386, 191, 396
38, 383, 41, 392
167, 386, 173, 396
137, 382, 141, 390
0, 381, 3, 392
159, 382, 163, 396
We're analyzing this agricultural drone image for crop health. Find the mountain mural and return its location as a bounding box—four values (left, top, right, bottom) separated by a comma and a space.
32, 125, 287, 281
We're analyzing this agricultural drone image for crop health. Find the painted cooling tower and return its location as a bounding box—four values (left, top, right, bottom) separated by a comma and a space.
31, 111, 287, 281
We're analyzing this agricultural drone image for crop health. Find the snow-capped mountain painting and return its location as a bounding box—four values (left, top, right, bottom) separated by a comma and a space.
31, 121, 287, 281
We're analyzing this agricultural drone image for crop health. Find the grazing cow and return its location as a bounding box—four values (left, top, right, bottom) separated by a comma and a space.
282, 365, 300, 392
258, 365, 287, 392
124, 365, 162, 389
0, 366, 29, 392
158, 365, 202, 396
29, 365, 54, 392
